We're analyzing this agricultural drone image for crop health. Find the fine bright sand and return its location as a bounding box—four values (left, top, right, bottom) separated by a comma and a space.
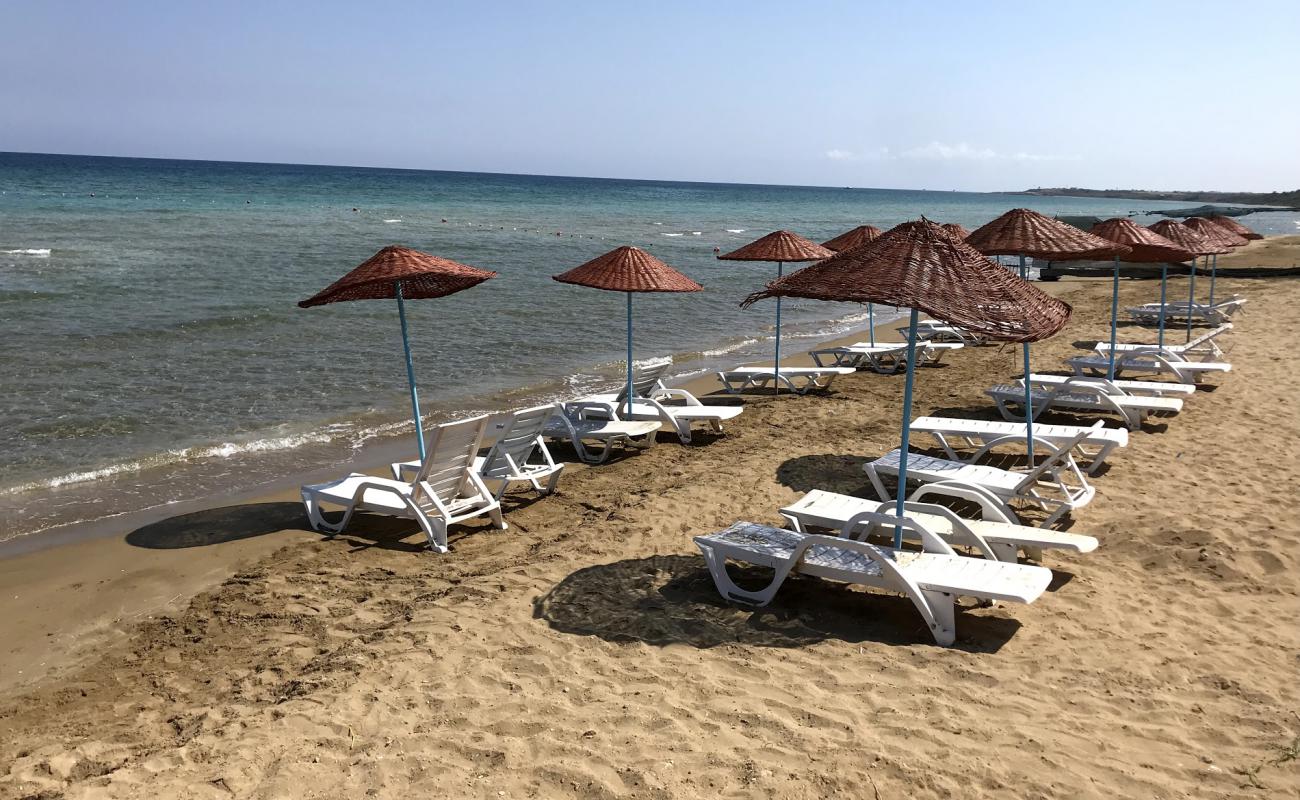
2, 238, 1299, 799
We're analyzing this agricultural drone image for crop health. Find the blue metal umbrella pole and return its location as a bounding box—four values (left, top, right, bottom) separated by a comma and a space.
1208, 253, 1218, 307
893, 307, 921, 549
1107, 256, 1121, 380
395, 281, 426, 462
1157, 263, 1169, 348
626, 291, 634, 418
867, 302, 875, 347
772, 261, 783, 393
1018, 255, 1035, 468
1185, 256, 1198, 343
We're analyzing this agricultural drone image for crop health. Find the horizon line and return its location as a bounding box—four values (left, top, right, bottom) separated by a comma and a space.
0, 149, 1017, 196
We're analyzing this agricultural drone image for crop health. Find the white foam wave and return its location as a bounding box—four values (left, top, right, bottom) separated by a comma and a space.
4, 248, 51, 256
383, 218, 402, 223
1, 430, 335, 496
701, 337, 762, 357
725, 229, 746, 234
662, 232, 684, 237
691, 231, 702, 235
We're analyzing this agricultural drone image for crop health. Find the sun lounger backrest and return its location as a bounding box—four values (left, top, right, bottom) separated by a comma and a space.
413, 415, 490, 502
1012, 421, 1102, 491
479, 404, 558, 479
614, 359, 673, 402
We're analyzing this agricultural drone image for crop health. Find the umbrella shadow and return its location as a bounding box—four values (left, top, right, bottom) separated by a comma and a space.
776, 454, 873, 495
125, 502, 307, 549
534, 553, 1022, 652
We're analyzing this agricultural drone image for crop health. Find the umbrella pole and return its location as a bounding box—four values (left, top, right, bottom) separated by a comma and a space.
1107, 256, 1120, 380
395, 281, 426, 463
1186, 256, 1198, 344
1158, 264, 1168, 348
893, 307, 921, 549
868, 303, 875, 347
773, 262, 783, 395
1018, 254, 1034, 469
1209, 253, 1217, 307
626, 291, 634, 418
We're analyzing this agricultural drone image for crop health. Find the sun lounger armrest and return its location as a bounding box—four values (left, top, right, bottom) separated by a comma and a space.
565, 400, 618, 420
657, 387, 703, 406
906, 480, 1018, 525
839, 510, 958, 556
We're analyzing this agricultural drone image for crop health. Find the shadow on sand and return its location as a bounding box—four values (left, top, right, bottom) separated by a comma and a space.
125, 502, 308, 549
535, 553, 1024, 652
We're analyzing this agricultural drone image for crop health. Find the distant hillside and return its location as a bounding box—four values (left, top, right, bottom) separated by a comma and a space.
1016, 187, 1300, 208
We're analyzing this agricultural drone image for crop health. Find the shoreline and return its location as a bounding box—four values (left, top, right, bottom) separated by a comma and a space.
0, 303, 899, 549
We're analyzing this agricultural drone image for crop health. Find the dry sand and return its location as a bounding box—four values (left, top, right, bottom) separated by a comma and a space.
2, 238, 1299, 799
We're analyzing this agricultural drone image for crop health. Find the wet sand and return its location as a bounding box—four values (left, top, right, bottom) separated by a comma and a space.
1, 237, 1298, 798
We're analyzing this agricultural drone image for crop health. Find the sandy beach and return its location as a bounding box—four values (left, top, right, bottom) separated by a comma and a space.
2, 237, 1299, 798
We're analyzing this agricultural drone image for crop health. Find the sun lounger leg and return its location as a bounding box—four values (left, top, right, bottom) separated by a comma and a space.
917, 590, 956, 647
301, 490, 355, 535
697, 543, 794, 607
864, 464, 892, 501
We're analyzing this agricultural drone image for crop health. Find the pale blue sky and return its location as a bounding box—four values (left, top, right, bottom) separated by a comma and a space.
3, 0, 1297, 191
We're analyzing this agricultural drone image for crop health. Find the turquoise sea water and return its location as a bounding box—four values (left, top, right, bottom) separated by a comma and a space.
2, 151, 1295, 541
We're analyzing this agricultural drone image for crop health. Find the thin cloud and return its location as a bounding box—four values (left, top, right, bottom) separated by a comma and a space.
825, 141, 1077, 163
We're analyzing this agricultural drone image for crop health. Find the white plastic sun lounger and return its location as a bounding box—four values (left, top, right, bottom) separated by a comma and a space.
779, 492, 1099, 562
809, 341, 963, 373
1096, 324, 1233, 361
695, 516, 1052, 646
1067, 352, 1232, 385
1024, 373, 1195, 398
909, 415, 1127, 475
1126, 297, 1246, 325
542, 407, 660, 464
715, 365, 855, 394
302, 415, 504, 553
899, 321, 991, 346
394, 404, 564, 500
576, 360, 743, 444
863, 422, 1101, 528
986, 383, 1182, 430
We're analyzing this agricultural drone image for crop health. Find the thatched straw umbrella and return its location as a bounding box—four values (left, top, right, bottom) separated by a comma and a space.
941, 223, 971, 240
719, 231, 833, 392
966, 209, 1128, 463
1089, 220, 1194, 377
1148, 220, 1230, 344
300, 245, 498, 461
822, 225, 885, 344
822, 225, 883, 252
1208, 215, 1263, 241
553, 246, 702, 416
1184, 217, 1247, 307
744, 219, 1070, 543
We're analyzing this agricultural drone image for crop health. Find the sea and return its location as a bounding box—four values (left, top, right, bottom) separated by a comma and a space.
2, 151, 1296, 545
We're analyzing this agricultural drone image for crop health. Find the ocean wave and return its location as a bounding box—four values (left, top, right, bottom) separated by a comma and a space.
701, 337, 762, 357
725, 229, 746, 234
661, 232, 684, 237
4, 248, 51, 256
0, 430, 336, 496
691, 231, 702, 235
383, 218, 402, 223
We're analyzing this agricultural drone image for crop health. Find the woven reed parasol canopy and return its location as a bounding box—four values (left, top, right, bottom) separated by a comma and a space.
1089, 219, 1194, 263
718, 230, 833, 262
299, 245, 497, 307
822, 225, 883, 253
743, 219, 1071, 343
966, 208, 1130, 260
941, 223, 971, 240
1147, 220, 1230, 255
1184, 217, 1248, 248
552, 246, 702, 293
1208, 215, 1263, 240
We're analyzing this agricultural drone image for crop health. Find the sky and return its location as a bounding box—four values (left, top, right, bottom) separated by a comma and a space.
2, 0, 1298, 192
